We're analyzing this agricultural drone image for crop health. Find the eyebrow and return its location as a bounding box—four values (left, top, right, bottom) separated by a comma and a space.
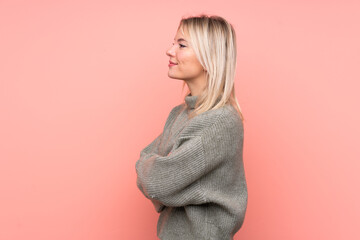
174, 38, 188, 42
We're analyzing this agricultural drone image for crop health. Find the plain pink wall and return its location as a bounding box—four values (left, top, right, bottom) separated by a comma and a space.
1, 0, 359, 239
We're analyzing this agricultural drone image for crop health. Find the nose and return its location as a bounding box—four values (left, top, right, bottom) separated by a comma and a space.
166, 44, 176, 57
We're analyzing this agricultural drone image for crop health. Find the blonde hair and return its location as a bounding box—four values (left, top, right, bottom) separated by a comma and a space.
178, 14, 244, 121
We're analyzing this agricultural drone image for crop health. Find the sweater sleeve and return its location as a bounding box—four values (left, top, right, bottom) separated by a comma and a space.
136, 106, 182, 212
136, 109, 244, 209
135, 134, 207, 207
137, 132, 167, 213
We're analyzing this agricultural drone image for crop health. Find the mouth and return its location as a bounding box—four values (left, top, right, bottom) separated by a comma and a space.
168, 60, 178, 67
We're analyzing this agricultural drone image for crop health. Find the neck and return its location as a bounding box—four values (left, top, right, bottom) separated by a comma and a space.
185, 72, 207, 96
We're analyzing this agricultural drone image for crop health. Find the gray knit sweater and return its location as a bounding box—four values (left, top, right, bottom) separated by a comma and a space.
135, 93, 248, 240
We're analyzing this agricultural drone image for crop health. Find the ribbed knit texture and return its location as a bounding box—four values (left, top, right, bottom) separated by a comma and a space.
135, 93, 248, 240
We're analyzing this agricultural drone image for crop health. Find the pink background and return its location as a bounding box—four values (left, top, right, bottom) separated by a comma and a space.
1, 0, 359, 239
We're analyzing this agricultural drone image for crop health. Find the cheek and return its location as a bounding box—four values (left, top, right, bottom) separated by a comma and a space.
188, 57, 203, 73
178, 52, 201, 69
176, 51, 188, 64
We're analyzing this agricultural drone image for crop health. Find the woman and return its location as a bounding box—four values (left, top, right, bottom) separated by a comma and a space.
135, 14, 248, 240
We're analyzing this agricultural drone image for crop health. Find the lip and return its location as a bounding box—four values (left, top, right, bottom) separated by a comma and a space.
169, 60, 178, 67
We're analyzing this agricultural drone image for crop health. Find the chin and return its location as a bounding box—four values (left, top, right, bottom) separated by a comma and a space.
168, 73, 182, 80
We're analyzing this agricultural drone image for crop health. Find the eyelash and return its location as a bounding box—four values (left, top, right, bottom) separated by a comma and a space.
172, 43, 186, 48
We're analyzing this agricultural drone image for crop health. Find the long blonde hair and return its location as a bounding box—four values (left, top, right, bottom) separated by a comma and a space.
178, 14, 244, 121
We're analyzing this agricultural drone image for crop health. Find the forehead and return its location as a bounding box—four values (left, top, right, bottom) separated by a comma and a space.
174, 28, 188, 42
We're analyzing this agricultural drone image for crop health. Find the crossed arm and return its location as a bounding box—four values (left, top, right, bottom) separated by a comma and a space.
135, 134, 208, 212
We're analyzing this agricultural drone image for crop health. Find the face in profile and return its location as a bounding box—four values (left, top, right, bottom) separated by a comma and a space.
166, 27, 205, 82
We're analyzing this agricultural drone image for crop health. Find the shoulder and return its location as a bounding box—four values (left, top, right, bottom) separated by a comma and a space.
200, 105, 244, 158
220, 105, 244, 133
203, 105, 243, 138
197, 104, 242, 130
180, 104, 243, 138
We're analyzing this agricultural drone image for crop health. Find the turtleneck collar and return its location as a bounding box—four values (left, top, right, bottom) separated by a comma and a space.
185, 93, 225, 110
185, 93, 198, 109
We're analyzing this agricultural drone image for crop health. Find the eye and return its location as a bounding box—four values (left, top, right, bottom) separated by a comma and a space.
171, 43, 186, 48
